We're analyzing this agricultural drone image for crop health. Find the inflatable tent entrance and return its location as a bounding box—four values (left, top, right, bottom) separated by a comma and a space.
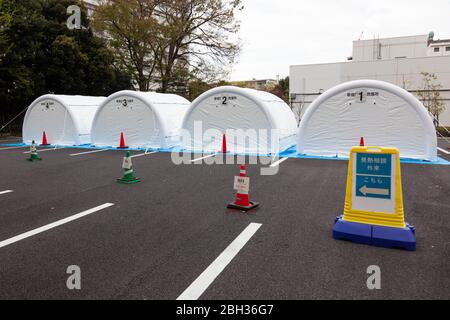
22, 95, 106, 146
91, 91, 190, 149
297, 80, 438, 161
181, 86, 298, 155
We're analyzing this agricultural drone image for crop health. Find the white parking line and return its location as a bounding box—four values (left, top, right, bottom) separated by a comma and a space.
130, 151, 158, 159
190, 153, 217, 163
437, 147, 450, 155
0, 146, 27, 151
269, 157, 289, 167
70, 149, 108, 157
0, 190, 13, 195
177, 222, 262, 300
23, 147, 62, 154
0, 203, 114, 249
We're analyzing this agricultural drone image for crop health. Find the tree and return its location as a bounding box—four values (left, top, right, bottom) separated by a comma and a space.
91, 0, 161, 91
0, 0, 12, 57
278, 76, 289, 96
265, 81, 284, 99
416, 72, 445, 128
0, 0, 132, 132
92, 0, 242, 93
264, 76, 289, 103
188, 80, 212, 101
188, 79, 230, 101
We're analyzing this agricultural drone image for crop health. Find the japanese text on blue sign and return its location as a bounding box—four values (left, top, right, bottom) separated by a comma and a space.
355, 153, 392, 200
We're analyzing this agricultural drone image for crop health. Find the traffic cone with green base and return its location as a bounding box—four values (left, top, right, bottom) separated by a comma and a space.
27, 140, 42, 162
117, 151, 140, 184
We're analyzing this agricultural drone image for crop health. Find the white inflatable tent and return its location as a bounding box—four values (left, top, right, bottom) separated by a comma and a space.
91, 90, 190, 149
181, 86, 298, 154
23, 94, 106, 146
297, 80, 437, 161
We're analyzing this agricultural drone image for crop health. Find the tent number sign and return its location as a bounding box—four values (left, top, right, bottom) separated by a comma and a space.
116, 99, 134, 108
214, 95, 237, 105
41, 101, 54, 111
347, 90, 380, 103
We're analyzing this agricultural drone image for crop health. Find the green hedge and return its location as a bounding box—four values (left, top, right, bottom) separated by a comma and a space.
0, 114, 24, 136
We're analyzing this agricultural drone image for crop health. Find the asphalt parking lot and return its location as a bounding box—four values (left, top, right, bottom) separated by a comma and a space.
0, 140, 449, 300
438, 137, 450, 161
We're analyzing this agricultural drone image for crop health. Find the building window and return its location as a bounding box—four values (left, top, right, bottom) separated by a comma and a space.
434, 47, 440, 52
446, 47, 450, 52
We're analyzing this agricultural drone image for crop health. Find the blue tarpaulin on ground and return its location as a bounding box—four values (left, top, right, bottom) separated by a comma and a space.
1, 142, 449, 166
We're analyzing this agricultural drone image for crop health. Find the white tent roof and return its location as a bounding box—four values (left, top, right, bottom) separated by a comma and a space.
297, 80, 437, 161
91, 90, 190, 149
181, 86, 298, 154
22, 94, 105, 146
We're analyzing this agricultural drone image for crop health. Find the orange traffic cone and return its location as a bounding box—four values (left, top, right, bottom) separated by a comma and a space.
221, 133, 228, 153
41, 131, 50, 146
360, 137, 365, 147
227, 164, 259, 212
118, 132, 128, 149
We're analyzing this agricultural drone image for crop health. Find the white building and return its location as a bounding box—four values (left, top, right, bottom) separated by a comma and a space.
290, 33, 450, 126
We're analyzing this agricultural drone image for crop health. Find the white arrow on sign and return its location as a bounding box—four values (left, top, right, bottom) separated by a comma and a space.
359, 185, 389, 196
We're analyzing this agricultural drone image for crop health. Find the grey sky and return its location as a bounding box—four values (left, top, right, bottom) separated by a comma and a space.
229, 0, 450, 81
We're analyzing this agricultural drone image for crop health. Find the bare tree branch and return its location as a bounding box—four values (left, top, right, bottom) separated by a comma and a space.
92, 0, 241, 93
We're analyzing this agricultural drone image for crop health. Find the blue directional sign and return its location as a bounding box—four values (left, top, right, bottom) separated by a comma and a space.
355, 153, 392, 199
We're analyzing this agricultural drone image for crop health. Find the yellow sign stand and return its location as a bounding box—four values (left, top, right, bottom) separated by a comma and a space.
333, 146, 416, 251
343, 146, 405, 228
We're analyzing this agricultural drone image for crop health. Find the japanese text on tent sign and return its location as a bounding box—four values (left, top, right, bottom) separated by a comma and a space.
355, 153, 392, 200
